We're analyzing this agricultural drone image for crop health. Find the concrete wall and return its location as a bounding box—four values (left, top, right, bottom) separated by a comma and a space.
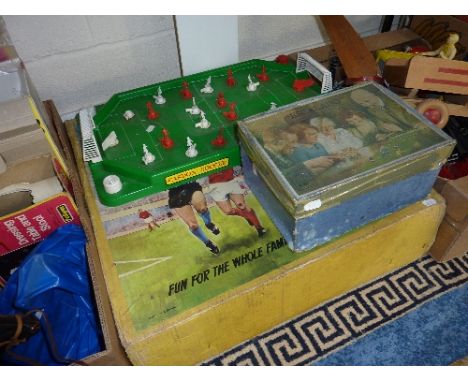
238, 15, 387, 60
3, 15, 388, 118
3, 16, 181, 117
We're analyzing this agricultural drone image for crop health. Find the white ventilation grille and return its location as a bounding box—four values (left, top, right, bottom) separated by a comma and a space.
79, 107, 102, 163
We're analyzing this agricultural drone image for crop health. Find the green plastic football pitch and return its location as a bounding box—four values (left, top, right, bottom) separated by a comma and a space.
88, 59, 321, 206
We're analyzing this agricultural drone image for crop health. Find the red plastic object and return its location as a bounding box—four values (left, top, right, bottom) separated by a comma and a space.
146, 101, 159, 120
439, 158, 468, 180
292, 78, 315, 92
211, 128, 227, 147
223, 103, 237, 121
407, 45, 430, 54
256, 65, 269, 82
216, 92, 227, 108
276, 54, 289, 64
180, 81, 192, 99
346, 74, 384, 86
423, 108, 442, 125
226, 68, 236, 87
160, 128, 174, 149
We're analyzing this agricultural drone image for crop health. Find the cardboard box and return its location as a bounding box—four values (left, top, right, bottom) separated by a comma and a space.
0, 97, 53, 164
51, 23, 461, 364
0, 30, 113, 360
0, 42, 68, 180
0, 58, 73, 226
0, 154, 79, 256
0, 94, 76, 257
44, 101, 130, 365
65, 115, 446, 365
80, 236, 132, 365
238, 82, 454, 252
383, 56, 468, 96
431, 176, 468, 262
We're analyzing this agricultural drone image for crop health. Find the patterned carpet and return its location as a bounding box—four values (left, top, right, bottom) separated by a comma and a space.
202, 253, 468, 365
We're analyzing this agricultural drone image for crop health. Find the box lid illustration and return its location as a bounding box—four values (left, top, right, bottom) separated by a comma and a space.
238, 82, 455, 217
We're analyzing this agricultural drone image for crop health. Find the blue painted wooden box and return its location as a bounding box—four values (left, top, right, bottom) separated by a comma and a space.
237, 83, 455, 252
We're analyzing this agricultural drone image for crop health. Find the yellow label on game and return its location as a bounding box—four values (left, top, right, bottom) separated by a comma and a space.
165, 158, 229, 185
56, 204, 73, 223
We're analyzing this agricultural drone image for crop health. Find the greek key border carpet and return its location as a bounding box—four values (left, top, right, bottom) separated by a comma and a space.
202, 254, 468, 366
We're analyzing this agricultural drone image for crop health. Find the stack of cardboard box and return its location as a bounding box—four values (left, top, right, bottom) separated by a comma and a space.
0, 20, 129, 364
0, 38, 79, 257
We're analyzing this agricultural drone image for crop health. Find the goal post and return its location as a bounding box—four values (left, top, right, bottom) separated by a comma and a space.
296, 52, 333, 94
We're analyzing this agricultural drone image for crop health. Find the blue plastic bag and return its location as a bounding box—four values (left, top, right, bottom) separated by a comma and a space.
0, 224, 103, 365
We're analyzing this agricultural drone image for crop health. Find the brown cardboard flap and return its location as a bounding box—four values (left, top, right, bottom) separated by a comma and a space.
0, 124, 37, 140
405, 56, 468, 95
0, 97, 37, 133
0, 126, 51, 164
431, 219, 459, 260
385, 56, 468, 95
0, 191, 33, 216
431, 215, 468, 262
0, 155, 55, 189
383, 58, 412, 88
441, 176, 468, 224
433, 176, 449, 194
56, 113, 130, 365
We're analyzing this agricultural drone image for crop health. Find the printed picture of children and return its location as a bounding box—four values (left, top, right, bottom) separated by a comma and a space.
261, 121, 345, 177
350, 87, 415, 130
286, 123, 344, 174
261, 126, 295, 169
242, 83, 448, 197
311, 116, 369, 172
344, 111, 402, 145
311, 116, 363, 154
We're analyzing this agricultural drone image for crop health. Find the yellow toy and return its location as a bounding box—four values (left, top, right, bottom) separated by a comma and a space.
375, 49, 416, 63
376, 33, 459, 63
421, 33, 459, 60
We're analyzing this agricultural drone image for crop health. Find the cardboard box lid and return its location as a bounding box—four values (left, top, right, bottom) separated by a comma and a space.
238, 82, 456, 217
405, 56, 468, 96
383, 55, 468, 95
0, 97, 37, 133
